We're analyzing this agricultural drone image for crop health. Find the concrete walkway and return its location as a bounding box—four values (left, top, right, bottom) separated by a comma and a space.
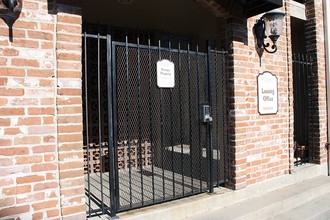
185, 175, 330, 220
89, 164, 330, 220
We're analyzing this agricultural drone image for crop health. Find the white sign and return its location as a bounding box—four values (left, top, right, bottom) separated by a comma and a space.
258, 71, 278, 115
157, 59, 175, 88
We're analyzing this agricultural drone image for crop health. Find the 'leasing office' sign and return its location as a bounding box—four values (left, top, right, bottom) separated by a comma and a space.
258, 71, 278, 115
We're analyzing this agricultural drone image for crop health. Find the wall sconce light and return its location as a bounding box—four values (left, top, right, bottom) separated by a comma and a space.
0, 0, 22, 17
254, 9, 285, 54
0, 0, 23, 42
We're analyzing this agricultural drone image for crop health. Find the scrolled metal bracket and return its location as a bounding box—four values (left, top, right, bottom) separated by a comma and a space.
0, 0, 23, 42
254, 19, 278, 54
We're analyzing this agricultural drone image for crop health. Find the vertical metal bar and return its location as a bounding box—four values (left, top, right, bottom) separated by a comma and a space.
158, 39, 165, 201
204, 52, 209, 101
137, 34, 144, 206
299, 53, 302, 148
296, 53, 300, 149
297, 53, 301, 151
195, 45, 203, 192
187, 42, 194, 194
178, 40, 185, 196
307, 54, 310, 160
112, 41, 120, 211
305, 55, 309, 162
301, 54, 305, 155
293, 53, 298, 163
303, 55, 308, 148
300, 54, 302, 160
221, 50, 228, 185
107, 26, 117, 217
125, 32, 133, 208
293, 53, 296, 149
303, 54, 307, 160
147, 35, 155, 203
83, 30, 92, 218
307, 54, 311, 161
214, 49, 220, 186
207, 41, 214, 193
306, 55, 310, 161
302, 54, 307, 162
168, 41, 176, 199
309, 55, 315, 162
97, 26, 105, 213
301, 54, 305, 162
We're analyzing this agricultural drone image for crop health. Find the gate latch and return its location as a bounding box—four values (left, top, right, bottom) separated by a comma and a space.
200, 104, 213, 123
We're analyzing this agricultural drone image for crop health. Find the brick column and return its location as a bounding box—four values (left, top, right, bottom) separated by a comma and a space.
225, 17, 249, 190
305, 0, 328, 164
55, 2, 85, 219
0, 0, 61, 218
284, 0, 295, 174
0, 0, 85, 219
224, 2, 292, 189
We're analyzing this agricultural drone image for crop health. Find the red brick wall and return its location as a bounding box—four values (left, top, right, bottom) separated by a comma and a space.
225, 1, 294, 189
0, 0, 328, 218
305, 0, 328, 164
56, 3, 85, 219
0, 0, 85, 219
225, 0, 328, 189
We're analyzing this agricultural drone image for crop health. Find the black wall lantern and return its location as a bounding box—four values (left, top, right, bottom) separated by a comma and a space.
254, 9, 285, 54
0, 0, 23, 42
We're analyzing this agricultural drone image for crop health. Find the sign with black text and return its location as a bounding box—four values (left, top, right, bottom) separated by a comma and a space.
157, 59, 175, 88
258, 71, 278, 115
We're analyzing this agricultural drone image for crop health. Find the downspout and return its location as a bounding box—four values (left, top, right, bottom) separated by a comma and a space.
323, 0, 330, 176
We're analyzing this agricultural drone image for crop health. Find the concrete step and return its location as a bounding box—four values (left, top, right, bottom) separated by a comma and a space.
267, 192, 330, 220
110, 165, 328, 220
186, 175, 330, 220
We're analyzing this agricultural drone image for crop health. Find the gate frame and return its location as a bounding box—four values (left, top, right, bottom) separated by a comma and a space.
82, 24, 229, 217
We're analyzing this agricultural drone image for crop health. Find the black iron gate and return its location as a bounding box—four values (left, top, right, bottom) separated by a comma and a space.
82, 25, 228, 217
293, 53, 315, 165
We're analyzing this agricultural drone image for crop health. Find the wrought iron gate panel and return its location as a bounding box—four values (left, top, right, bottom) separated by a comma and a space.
210, 50, 227, 187
292, 53, 315, 165
113, 42, 212, 211
82, 26, 228, 217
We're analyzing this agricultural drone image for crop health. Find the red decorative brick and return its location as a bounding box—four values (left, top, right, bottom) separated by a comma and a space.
0, 148, 29, 156
16, 175, 44, 184
32, 200, 58, 211
0, 108, 25, 116
0, 205, 30, 217
2, 185, 31, 196
31, 163, 57, 172
0, 197, 15, 208
15, 156, 43, 165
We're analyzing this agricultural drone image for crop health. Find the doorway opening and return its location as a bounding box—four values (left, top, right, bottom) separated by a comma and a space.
291, 16, 315, 166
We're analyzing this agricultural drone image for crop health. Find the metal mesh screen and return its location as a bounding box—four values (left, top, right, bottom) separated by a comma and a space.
82, 27, 228, 216
113, 42, 227, 210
